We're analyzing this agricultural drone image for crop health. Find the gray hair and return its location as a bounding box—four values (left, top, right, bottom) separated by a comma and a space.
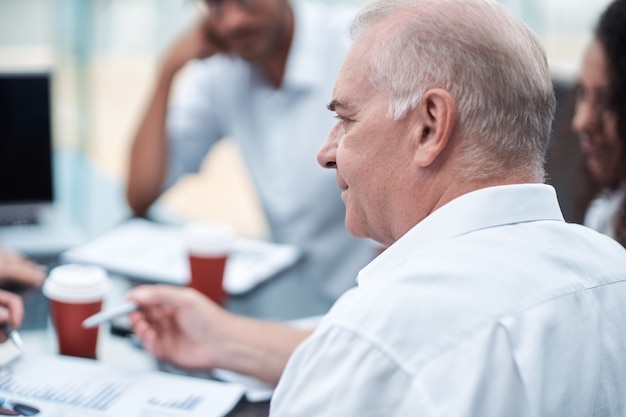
349, 0, 556, 181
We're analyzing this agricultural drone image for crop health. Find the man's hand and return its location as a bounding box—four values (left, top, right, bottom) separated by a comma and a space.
161, 15, 225, 77
128, 284, 312, 384
128, 285, 230, 370
0, 249, 46, 288
0, 290, 24, 331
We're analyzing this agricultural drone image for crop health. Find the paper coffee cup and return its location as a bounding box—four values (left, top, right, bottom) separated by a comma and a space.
184, 222, 235, 304
43, 264, 110, 358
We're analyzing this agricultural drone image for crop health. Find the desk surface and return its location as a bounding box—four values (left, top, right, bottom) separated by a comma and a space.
11, 267, 271, 417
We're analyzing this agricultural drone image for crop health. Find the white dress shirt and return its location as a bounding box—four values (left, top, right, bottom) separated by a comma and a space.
271, 184, 626, 416
584, 185, 625, 240
164, 1, 378, 304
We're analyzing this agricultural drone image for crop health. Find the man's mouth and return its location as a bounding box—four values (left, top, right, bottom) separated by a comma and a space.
227, 29, 260, 48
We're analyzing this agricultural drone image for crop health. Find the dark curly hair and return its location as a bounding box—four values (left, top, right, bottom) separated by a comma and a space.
576, 0, 626, 247
597, 0, 626, 150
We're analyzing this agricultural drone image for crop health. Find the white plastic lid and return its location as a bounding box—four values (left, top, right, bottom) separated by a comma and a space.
184, 221, 236, 256
43, 264, 110, 303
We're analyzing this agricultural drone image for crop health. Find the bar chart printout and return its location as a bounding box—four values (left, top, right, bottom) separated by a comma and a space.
0, 353, 245, 417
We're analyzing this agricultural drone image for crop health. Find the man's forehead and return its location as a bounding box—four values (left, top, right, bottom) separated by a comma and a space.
331, 75, 360, 112
332, 54, 364, 102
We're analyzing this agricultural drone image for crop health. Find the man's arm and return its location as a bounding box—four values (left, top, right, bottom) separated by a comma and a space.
128, 285, 313, 384
126, 16, 221, 216
126, 67, 174, 216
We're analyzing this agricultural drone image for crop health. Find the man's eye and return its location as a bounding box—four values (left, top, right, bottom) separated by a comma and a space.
334, 114, 354, 123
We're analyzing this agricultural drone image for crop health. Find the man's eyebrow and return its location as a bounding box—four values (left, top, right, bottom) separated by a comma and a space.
327, 100, 348, 112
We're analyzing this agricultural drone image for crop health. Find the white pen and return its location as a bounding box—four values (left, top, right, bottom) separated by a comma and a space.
1, 322, 23, 350
82, 301, 139, 328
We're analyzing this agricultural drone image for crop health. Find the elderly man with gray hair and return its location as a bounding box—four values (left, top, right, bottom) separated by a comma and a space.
274, 0, 626, 415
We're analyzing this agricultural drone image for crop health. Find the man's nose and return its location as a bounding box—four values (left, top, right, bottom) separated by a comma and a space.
317, 124, 339, 169
212, 0, 251, 28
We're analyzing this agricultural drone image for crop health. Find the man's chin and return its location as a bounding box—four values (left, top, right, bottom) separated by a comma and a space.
229, 41, 269, 62
344, 215, 367, 239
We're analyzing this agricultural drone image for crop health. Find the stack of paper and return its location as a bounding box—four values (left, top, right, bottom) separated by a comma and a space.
61, 218, 302, 295
0, 353, 244, 417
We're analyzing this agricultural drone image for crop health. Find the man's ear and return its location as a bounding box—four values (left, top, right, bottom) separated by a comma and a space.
411, 88, 456, 167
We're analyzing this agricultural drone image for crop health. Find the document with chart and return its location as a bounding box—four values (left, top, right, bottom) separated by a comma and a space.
0, 353, 245, 417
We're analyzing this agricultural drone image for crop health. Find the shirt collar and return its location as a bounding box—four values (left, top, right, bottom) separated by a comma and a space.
357, 184, 565, 287
281, 1, 327, 90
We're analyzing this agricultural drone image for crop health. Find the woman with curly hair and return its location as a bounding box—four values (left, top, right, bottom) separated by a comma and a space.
572, 0, 626, 247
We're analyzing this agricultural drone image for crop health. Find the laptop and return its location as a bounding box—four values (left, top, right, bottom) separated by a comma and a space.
0, 71, 86, 256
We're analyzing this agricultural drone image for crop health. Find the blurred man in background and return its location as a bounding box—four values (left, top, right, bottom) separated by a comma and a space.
126, 0, 378, 317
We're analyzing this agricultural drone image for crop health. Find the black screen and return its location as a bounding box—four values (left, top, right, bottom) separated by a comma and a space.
0, 72, 54, 203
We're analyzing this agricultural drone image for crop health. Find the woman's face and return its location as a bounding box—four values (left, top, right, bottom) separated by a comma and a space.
572, 39, 623, 186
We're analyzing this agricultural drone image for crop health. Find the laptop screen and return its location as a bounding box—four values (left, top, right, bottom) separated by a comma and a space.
0, 72, 53, 204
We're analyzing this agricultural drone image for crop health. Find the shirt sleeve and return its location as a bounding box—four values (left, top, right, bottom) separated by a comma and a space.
270, 325, 415, 416
164, 59, 227, 189
271, 321, 532, 417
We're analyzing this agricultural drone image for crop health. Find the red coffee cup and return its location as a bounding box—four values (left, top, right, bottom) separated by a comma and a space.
184, 222, 235, 305
43, 264, 110, 359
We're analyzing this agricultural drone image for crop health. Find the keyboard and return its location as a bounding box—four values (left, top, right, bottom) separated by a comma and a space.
0, 204, 41, 226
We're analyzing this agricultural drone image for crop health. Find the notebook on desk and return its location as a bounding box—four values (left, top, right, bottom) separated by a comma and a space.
0, 71, 86, 256
61, 218, 302, 295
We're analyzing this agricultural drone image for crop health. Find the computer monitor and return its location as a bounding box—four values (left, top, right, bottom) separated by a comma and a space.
0, 71, 54, 223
